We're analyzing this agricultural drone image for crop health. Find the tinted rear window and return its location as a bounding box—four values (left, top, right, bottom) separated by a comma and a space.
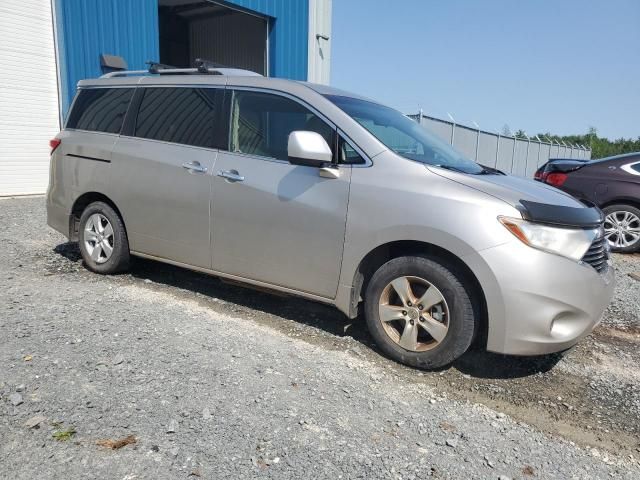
66, 88, 133, 134
633, 164, 640, 173
134, 88, 217, 148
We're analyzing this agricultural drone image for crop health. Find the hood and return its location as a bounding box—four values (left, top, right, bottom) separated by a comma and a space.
427, 166, 603, 228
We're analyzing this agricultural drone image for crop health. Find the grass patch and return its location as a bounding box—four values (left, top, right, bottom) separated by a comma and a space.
52, 427, 76, 441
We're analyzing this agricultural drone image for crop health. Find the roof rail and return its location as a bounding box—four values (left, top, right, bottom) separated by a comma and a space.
100, 59, 262, 78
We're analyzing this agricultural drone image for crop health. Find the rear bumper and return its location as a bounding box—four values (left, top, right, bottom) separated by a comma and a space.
46, 200, 69, 239
468, 240, 615, 356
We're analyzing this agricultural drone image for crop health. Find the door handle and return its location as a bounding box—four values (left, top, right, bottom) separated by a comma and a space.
182, 161, 207, 173
217, 170, 245, 182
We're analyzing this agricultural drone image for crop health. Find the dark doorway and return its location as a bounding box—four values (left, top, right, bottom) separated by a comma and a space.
158, 0, 268, 74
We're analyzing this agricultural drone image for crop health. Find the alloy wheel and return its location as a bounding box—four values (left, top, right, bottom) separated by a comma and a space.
604, 211, 640, 249
378, 276, 449, 352
84, 213, 114, 264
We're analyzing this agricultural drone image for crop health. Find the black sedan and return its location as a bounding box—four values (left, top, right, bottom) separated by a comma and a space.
534, 153, 640, 253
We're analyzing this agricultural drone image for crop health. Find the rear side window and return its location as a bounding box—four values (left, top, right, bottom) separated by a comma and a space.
66, 88, 133, 134
134, 88, 217, 148
633, 163, 640, 173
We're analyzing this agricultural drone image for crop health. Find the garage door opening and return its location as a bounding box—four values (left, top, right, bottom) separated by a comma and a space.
158, 0, 268, 75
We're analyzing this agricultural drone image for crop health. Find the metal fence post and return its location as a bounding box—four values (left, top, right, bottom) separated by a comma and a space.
447, 113, 455, 145
545, 136, 554, 162
495, 133, 500, 168
524, 134, 530, 177
535, 135, 543, 167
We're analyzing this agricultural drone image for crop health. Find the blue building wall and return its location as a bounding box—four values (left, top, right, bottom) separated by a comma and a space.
54, 0, 160, 116
54, 0, 309, 118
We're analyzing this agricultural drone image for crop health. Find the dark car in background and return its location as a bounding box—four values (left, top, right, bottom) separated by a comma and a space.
535, 153, 640, 252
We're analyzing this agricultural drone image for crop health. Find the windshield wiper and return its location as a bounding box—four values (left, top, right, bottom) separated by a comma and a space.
477, 165, 506, 175
435, 163, 506, 175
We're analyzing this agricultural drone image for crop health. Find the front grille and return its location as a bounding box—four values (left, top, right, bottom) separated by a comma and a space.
581, 234, 609, 273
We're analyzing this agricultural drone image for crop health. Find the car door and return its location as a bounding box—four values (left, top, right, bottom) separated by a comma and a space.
211, 89, 351, 298
110, 86, 222, 268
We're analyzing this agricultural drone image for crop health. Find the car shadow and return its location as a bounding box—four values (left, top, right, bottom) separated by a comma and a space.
128, 255, 372, 343
452, 349, 564, 379
52, 243, 564, 380
53, 242, 82, 262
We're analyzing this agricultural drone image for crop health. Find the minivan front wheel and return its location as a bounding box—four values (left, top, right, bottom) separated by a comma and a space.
364, 256, 475, 369
78, 201, 130, 274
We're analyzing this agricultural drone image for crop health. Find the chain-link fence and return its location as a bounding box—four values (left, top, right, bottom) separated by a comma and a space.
409, 113, 591, 177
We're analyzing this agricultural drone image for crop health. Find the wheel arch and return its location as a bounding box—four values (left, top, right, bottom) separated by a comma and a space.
600, 197, 640, 212
69, 192, 126, 241
347, 240, 488, 346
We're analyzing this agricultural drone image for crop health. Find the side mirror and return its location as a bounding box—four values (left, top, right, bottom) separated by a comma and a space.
287, 131, 332, 167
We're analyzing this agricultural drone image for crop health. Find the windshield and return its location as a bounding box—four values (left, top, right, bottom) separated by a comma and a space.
325, 94, 485, 174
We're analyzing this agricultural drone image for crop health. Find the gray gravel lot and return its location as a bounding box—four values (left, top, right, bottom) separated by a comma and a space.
1, 196, 639, 479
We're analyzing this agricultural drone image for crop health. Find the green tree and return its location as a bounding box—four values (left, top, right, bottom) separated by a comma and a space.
530, 127, 640, 159
514, 129, 528, 139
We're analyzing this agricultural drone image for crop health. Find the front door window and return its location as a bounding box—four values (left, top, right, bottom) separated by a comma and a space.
230, 91, 334, 161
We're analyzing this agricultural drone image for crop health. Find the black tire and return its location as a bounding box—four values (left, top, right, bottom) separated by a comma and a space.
602, 204, 640, 253
364, 256, 475, 369
78, 201, 130, 274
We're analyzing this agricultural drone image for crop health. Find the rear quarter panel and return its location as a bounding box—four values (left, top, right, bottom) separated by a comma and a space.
562, 159, 640, 207
559, 164, 601, 203
594, 159, 640, 207
46, 130, 118, 235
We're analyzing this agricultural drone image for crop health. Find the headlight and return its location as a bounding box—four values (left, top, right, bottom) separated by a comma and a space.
498, 216, 598, 261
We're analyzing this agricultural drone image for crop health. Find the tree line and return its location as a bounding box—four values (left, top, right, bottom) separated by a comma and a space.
509, 127, 640, 160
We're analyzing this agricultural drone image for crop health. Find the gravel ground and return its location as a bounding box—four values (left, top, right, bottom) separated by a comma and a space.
603, 252, 640, 330
1, 196, 639, 479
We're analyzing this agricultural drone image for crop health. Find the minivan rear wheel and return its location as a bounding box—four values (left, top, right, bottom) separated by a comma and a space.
364, 256, 475, 369
603, 204, 640, 253
78, 201, 130, 274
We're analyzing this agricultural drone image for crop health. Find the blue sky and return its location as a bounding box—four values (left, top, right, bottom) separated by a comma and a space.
331, 0, 640, 139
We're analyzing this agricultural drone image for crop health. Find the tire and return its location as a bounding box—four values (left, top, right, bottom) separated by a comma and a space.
364, 256, 475, 369
603, 204, 640, 253
78, 201, 130, 274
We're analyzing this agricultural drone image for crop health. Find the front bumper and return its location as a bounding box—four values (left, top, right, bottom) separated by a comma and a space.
467, 240, 615, 356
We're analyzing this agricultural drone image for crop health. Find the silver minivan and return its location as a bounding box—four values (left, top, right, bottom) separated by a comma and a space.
46, 65, 615, 369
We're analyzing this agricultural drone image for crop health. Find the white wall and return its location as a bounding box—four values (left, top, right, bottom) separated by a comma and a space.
0, 0, 60, 196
